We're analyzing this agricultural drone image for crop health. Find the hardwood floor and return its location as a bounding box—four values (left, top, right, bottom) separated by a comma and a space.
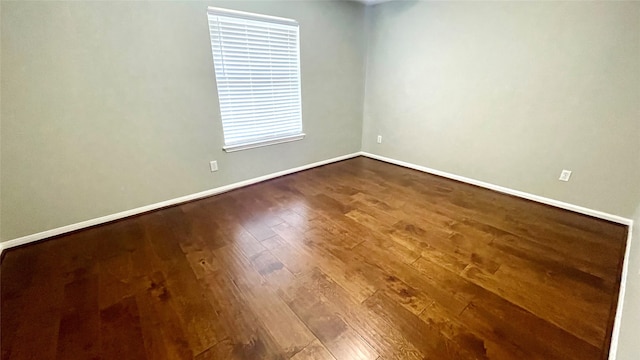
0, 157, 628, 360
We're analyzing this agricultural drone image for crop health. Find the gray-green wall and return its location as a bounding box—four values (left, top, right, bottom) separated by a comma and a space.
362, 1, 640, 218
0, 0, 367, 241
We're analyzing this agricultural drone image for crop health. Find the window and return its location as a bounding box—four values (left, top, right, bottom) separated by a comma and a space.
207, 7, 304, 152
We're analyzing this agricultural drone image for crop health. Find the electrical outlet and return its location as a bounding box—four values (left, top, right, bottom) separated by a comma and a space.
377, 135, 382, 144
209, 160, 218, 172
559, 170, 572, 182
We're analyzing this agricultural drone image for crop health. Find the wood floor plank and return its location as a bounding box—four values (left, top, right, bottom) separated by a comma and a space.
304, 226, 431, 315
1, 157, 627, 360
200, 270, 286, 359
163, 261, 228, 354
136, 272, 194, 360
354, 240, 471, 315
290, 340, 336, 360
459, 291, 601, 360
285, 272, 379, 360
100, 296, 147, 359
214, 244, 315, 356
1, 245, 45, 359
261, 234, 313, 276
460, 262, 608, 347
99, 251, 135, 310
418, 300, 519, 360
4, 242, 66, 360
56, 276, 100, 359
194, 339, 237, 360
291, 269, 425, 360
363, 290, 473, 359
250, 249, 297, 296
390, 219, 501, 274
227, 194, 281, 242
272, 221, 377, 303
141, 212, 187, 268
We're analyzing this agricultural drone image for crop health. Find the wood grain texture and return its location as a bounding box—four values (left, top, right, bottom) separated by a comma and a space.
0, 157, 627, 359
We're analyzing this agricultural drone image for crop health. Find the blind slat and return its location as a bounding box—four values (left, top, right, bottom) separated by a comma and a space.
212, 52, 299, 61
224, 120, 302, 133
224, 127, 302, 143
220, 110, 300, 121
211, 35, 296, 46
209, 21, 296, 35
218, 93, 300, 98
212, 44, 296, 54
224, 123, 301, 137
218, 98, 298, 105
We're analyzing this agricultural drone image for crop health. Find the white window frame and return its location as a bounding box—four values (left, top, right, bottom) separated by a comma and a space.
207, 7, 304, 152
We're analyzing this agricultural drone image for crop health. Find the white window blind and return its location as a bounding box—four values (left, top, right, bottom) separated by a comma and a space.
207, 7, 304, 152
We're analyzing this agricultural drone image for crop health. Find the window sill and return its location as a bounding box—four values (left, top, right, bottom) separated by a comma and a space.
223, 133, 305, 153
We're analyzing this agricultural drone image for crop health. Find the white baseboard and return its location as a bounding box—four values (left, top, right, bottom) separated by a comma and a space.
359, 151, 633, 226
0, 152, 360, 254
609, 224, 634, 360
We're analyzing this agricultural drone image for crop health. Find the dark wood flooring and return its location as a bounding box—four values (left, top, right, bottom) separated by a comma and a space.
1, 157, 629, 360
